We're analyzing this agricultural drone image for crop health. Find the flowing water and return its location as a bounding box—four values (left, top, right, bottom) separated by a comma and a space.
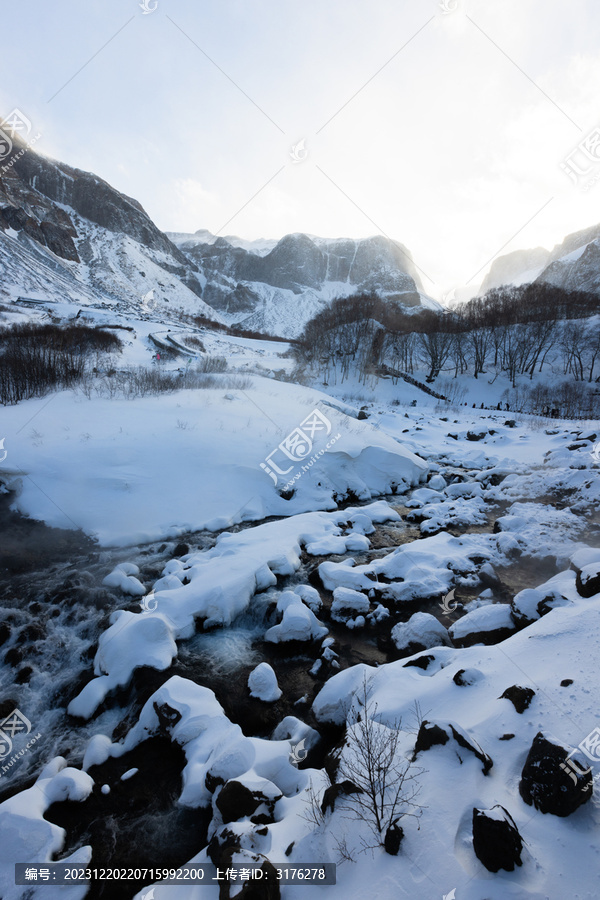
0, 472, 593, 898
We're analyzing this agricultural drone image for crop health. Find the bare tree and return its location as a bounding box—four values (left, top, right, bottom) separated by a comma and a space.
335, 679, 424, 853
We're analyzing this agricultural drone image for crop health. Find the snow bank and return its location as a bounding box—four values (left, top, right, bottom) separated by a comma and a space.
1, 381, 427, 546
0, 759, 93, 900
69, 502, 398, 718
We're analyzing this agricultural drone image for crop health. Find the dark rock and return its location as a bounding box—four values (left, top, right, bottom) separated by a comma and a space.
576, 565, 600, 599
172, 543, 189, 558
15, 666, 33, 684
0, 699, 18, 720
357, 410, 368, 420
499, 734, 515, 741
403, 654, 435, 671
16, 622, 45, 644
412, 721, 449, 757
205, 771, 225, 794
519, 732, 592, 816
466, 431, 487, 441
478, 563, 500, 588
216, 781, 282, 825
453, 668, 477, 686
384, 821, 404, 855
152, 700, 182, 733
321, 780, 363, 815
0, 622, 11, 646
472, 805, 523, 872
500, 685, 535, 714
216, 781, 262, 824
285, 842, 294, 857
4, 646, 24, 667
504, 420, 516, 427
40, 220, 79, 261
560, 679, 573, 687
413, 720, 493, 774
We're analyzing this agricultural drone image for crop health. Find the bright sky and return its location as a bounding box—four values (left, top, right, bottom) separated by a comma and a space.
2, 0, 600, 299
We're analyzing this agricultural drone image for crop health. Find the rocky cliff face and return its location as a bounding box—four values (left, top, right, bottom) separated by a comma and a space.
536, 224, 600, 294
0, 136, 218, 317
0, 134, 188, 265
171, 230, 428, 335
0, 137, 431, 335
478, 247, 551, 295
477, 222, 600, 299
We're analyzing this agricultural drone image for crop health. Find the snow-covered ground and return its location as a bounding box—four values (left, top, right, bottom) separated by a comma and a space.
1, 306, 599, 900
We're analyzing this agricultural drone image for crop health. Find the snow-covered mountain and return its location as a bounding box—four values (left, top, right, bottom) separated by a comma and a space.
478, 247, 551, 295
0, 135, 220, 319
536, 221, 600, 294
169, 229, 437, 336
477, 221, 600, 297
0, 138, 435, 336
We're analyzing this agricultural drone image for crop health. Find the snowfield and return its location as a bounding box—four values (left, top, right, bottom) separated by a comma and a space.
0, 378, 426, 546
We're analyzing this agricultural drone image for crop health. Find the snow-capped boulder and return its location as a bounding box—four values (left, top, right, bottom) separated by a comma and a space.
449, 603, 516, 647
271, 716, 320, 758
292, 583, 322, 612
215, 777, 282, 825
390, 612, 450, 654
102, 562, 145, 596
412, 719, 493, 774
248, 663, 282, 702
264, 592, 328, 643
330, 587, 370, 623
576, 562, 600, 598
428, 474, 447, 491
510, 587, 569, 626
499, 685, 535, 713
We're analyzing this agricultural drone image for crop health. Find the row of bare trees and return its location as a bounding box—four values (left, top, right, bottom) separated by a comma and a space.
0, 323, 122, 405
294, 285, 600, 389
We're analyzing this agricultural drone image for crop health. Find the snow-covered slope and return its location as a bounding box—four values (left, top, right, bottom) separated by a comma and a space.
478, 247, 551, 294
477, 221, 600, 297
0, 138, 221, 320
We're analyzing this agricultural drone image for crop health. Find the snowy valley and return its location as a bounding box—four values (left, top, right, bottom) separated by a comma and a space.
0, 138, 599, 900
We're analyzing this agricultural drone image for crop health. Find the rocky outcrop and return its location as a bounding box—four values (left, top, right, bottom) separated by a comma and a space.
519, 732, 593, 816
472, 805, 523, 872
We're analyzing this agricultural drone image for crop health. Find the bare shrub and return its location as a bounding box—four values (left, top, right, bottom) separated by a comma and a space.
196, 355, 228, 374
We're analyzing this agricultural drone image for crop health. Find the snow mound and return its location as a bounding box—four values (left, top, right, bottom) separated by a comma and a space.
248, 663, 282, 702
264, 591, 328, 643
